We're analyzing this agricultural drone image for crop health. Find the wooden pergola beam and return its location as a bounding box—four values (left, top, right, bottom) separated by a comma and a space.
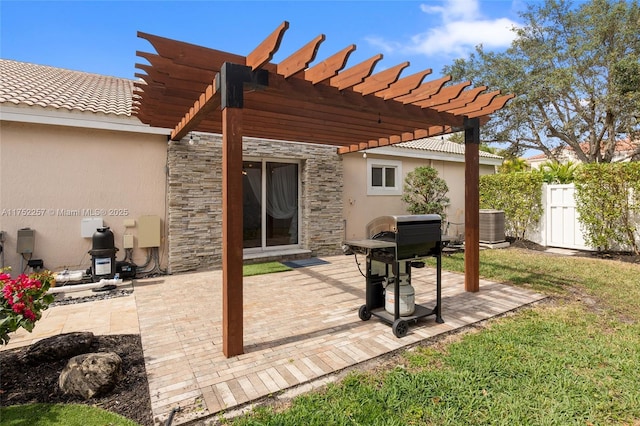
246, 21, 289, 70
138, 31, 245, 70
413, 81, 472, 108
352, 61, 410, 96
376, 69, 432, 100
277, 34, 325, 78
432, 86, 487, 112
329, 54, 383, 90
465, 94, 516, 118
394, 76, 451, 104
304, 44, 356, 84
449, 90, 500, 115
171, 81, 221, 141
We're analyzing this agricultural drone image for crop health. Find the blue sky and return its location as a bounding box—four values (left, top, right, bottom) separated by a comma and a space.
1, 0, 527, 80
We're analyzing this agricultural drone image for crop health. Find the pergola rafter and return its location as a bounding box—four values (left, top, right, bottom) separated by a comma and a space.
134, 25, 513, 147
133, 21, 514, 358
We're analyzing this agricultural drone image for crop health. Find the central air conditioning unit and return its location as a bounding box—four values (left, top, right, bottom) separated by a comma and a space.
479, 209, 506, 244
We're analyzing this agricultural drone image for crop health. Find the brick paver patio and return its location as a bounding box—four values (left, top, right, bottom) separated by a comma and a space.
2, 254, 546, 425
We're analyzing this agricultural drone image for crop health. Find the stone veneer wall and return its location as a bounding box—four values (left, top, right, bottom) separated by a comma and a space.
167, 133, 344, 273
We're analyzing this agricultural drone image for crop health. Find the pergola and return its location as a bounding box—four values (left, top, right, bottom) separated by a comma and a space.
133, 22, 514, 358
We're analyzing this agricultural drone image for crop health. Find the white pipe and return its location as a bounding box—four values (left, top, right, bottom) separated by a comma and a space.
47, 279, 124, 294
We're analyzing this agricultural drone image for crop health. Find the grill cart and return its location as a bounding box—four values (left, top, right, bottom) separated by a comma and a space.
344, 214, 443, 337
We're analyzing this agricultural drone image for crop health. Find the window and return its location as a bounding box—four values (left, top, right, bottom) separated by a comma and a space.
367, 159, 402, 195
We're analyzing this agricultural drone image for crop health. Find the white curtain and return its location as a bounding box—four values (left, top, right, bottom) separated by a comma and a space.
268, 164, 298, 243
245, 163, 298, 245
246, 168, 261, 202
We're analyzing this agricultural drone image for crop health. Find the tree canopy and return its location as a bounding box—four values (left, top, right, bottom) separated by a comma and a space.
444, 0, 640, 163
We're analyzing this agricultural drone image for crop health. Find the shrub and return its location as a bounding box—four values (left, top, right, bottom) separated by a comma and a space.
401, 166, 450, 220
479, 172, 544, 239
537, 161, 578, 184
574, 162, 640, 254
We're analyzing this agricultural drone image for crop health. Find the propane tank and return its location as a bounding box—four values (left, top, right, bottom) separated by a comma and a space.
385, 271, 416, 316
88, 227, 118, 282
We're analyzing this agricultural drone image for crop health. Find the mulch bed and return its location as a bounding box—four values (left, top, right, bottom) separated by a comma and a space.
507, 237, 639, 263
0, 334, 153, 426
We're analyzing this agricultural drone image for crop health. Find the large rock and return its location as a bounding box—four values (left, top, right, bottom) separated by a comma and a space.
22, 332, 95, 364
58, 352, 123, 399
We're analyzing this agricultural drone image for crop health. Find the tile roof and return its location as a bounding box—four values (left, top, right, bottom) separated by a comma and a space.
0, 59, 134, 116
526, 152, 547, 161
526, 138, 640, 161
394, 136, 503, 159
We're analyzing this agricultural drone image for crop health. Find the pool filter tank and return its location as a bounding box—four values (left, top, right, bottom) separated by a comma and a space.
89, 227, 118, 282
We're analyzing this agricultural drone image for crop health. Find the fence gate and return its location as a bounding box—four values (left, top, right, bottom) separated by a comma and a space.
545, 184, 591, 250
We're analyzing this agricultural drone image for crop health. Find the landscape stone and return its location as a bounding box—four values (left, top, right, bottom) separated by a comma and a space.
58, 351, 123, 399
21, 331, 95, 364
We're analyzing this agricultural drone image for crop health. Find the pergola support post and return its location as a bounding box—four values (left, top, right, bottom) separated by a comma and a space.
464, 117, 480, 293
222, 105, 244, 358
219, 63, 268, 358
221, 63, 246, 358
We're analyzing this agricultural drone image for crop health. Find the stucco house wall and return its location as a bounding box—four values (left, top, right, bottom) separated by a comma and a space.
0, 118, 169, 273
342, 140, 501, 240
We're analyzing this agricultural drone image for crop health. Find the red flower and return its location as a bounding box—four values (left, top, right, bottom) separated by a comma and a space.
23, 309, 36, 322
12, 302, 25, 314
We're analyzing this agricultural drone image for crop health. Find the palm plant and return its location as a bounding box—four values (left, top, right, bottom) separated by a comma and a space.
538, 161, 578, 183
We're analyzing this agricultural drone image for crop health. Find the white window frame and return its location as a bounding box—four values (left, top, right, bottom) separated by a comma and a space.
367, 158, 402, 196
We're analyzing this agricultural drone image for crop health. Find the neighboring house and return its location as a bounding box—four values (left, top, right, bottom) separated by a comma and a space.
1, 59, 502, 275
527, 139, 640, 169
342, 136, 503, 240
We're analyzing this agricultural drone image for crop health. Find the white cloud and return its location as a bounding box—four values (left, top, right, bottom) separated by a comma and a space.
410, 17, 519, 56
367, 0, 520, 60
420, 0, 480, 21
365, 36, 403, 54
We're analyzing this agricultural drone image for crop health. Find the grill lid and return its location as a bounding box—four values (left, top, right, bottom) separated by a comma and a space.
366, 214, 441, 238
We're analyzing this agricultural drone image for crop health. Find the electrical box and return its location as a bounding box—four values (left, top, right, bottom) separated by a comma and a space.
123, 234, 134, 249
138, 215, 161, 248
123, 219, 136, 228
81, 217, 104, 238
17, 228, 35, 254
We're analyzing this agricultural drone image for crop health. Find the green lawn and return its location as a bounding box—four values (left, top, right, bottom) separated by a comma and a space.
0, 403, 139, 426
229, 248, 640, 425
243, 261, 292, 276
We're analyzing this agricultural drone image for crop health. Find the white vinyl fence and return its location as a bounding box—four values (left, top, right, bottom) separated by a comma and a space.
529, 184, 594, 251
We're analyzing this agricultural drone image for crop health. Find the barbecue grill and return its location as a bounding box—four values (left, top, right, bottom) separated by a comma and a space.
344, 214, 443, 337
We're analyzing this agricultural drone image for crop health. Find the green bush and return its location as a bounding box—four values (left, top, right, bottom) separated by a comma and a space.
401, 166, 450, 220
479, 173, 543, 239
574, 162, 640, 254
537, 161, 578, 184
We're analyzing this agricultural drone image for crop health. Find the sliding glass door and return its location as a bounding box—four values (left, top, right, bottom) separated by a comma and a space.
243, 160, 299, 250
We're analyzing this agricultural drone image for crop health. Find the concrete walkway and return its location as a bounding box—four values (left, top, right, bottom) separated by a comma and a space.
3, 255, 546, 425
